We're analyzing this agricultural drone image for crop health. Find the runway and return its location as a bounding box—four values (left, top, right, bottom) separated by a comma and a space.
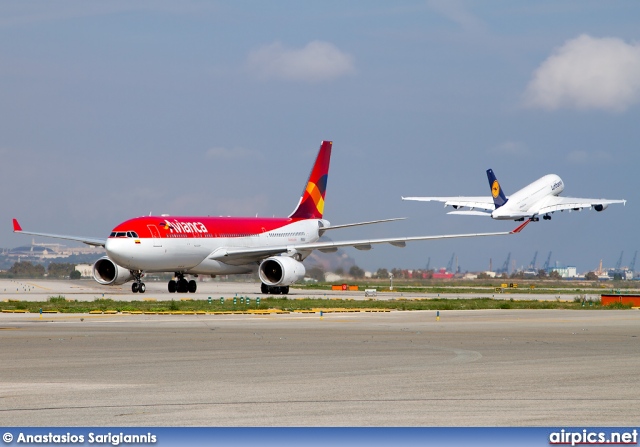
1, 309, 639, 426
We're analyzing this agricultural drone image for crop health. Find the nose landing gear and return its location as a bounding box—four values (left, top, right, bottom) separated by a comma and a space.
131, 271, 146, 293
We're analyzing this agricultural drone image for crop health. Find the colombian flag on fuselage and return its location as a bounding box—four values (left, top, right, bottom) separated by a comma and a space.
289, 141, 332, 220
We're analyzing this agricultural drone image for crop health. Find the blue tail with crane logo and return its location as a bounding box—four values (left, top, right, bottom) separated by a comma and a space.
486, 169, 508, 209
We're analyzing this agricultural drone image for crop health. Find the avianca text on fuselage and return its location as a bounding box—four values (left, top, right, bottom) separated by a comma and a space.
163, 220, 209, 235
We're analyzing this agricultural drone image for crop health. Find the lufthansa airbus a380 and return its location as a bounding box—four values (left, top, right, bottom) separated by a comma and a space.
13, 141, 528, 294
402, 168, 626, 222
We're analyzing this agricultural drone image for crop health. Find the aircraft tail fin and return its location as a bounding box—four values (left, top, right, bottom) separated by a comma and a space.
289, 141, 332, 219
486, 169, 508, 209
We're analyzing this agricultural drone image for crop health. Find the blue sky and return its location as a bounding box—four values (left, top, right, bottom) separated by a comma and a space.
1, 1, 638, 274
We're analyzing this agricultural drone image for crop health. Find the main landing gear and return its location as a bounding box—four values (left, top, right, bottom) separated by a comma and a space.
525, 215, 550, 222
131, 271, 146, 293
261, 283, 289, 295
168, 273, 197, 293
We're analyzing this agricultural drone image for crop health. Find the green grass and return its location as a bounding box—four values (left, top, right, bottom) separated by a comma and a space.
0, 295, 629, 313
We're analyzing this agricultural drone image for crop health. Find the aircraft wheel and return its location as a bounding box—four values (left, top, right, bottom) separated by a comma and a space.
139, 283, 146, 293
132, 282, 139, 293
178, 278, 189, 293
168, 280, 177, 293
281, 286, 289, 295
188, 280, 197, 293
261, 283, 268, 294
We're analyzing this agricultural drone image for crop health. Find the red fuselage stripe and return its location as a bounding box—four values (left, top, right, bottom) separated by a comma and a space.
110, 216, 307, 239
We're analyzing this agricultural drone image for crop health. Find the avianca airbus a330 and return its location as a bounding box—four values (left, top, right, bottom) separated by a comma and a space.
402, 168, 626, 222
13, 141, 528, 294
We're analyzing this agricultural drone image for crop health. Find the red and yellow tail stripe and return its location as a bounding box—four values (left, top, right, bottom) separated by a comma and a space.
289, 141, 332, 219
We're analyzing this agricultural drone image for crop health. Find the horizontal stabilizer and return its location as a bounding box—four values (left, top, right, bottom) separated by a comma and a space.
447, 210, 492, 217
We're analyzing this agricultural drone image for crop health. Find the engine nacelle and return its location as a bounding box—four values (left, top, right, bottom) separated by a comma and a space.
259, 256, 306, 286
93, 256, 133, 286
593, 204, 608, 212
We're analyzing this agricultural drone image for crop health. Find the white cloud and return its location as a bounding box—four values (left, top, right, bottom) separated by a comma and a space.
205, 146, 263, 160
566, 150, 612, 165
523, 34, 640, 112
246, 41, 355, 82
426, 0, 486, 34
489, 141, 530, 157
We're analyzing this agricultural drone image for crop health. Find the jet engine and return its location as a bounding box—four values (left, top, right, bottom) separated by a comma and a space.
259, 256, 306, 286
593, 204, 609, 212
92, 256, 133, 286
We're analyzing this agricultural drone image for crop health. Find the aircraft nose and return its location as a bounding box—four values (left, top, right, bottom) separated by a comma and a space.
105, 238, 129, 265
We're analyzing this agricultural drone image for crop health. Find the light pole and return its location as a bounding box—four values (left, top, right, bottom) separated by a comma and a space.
389, 273, 393, 291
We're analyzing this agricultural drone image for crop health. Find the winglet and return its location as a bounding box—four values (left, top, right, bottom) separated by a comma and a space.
12, 218, 22, 232
510, 219, 532, 234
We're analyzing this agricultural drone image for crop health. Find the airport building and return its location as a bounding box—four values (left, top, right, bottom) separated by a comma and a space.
549, 266, 577, 279
75, 264, 93, 278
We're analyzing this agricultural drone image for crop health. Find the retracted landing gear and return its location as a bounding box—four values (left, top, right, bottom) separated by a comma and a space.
131, 271, 146, 293
168, 273, 197, 293
260, 283, 289, 295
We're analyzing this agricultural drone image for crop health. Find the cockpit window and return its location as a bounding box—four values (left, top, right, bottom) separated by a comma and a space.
110, 231, 140, 238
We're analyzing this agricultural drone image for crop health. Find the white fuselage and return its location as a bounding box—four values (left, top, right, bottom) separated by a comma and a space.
491, 174, 564, 220
105, 219, 326, 275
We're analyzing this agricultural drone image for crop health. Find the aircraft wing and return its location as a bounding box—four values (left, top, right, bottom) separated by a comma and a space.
12, 219, 106, 247
208, 220, 530, 264
319, 217, 405, 235
534, 197, 626, 215
402, 196, 496, 211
